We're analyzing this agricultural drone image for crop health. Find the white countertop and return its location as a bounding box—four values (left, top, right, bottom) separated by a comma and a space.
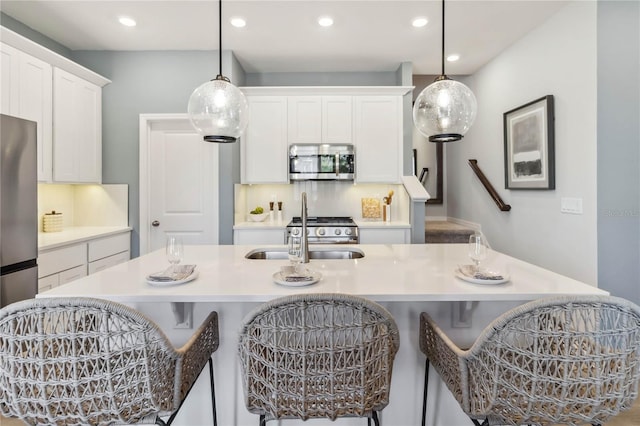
38, 243, 607, 303
38, 226, 132, 252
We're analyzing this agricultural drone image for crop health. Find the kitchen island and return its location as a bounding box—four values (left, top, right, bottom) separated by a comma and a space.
38, 244, 607, 426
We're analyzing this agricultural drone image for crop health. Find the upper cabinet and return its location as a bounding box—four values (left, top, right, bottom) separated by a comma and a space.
288, 96, 352, 144
1, 42, 53, 182
241, 87, 411, 184
241, 95, 288, 184
1, 27, 110, 184
53, 68, 102, 183
353, 96, 403, 183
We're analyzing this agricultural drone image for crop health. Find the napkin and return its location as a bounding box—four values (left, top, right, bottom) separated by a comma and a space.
148, 265, 196, 282
280, 265, 314, 282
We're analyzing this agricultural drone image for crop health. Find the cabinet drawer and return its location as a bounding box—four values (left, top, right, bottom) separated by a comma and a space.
38, 243, 86, 278
359, 228, 409, 244
38, 274, 59, 292
234, 229, 287, 245
88, 232, 130, 262
88, 250, 130, 274
59, 265, 87, 285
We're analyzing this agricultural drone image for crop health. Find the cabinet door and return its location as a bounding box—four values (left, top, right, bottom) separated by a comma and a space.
88, 251, 130, 274
53, 68, 101, 183
0, 43, 20, 116
1, 44, 53, 182
353, 96, 402, 183
322, 96, 352, 143
288, 96, 321, 144
242, 96, 288, 184
359, 228, 409, 244
20, 54, 53, 182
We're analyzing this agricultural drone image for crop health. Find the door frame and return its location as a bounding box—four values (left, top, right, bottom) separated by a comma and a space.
139, 113, 218, 255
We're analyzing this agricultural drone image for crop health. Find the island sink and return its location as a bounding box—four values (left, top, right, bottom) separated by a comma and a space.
245, 247, 365, 260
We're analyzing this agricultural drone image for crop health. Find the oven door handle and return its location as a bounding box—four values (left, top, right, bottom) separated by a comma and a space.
335, 153, 340, 177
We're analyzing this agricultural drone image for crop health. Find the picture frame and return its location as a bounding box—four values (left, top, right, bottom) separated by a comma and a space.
504, 95, 555, 189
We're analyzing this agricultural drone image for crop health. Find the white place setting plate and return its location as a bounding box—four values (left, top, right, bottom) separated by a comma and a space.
455, 264, 510, 285
273, 266, 322, 287
146, 265, 199, 287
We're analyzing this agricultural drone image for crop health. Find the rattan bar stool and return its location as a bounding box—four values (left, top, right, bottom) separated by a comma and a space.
419, 295, 640, 426
0, 297, 219, 426
238, 293, 400, 426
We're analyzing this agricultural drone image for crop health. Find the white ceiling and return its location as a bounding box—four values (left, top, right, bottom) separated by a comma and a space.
1, 0, 568, 75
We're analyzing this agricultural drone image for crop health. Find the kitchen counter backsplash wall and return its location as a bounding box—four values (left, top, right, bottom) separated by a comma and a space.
235, 182, 409, 224
38, 184, 128, 232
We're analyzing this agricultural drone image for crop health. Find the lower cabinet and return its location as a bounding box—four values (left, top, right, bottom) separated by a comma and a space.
38, 231, 131, 292
358, 228, 410, 244
234, 228, 287, 245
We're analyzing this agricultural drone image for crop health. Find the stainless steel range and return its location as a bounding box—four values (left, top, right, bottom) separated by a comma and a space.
287, 216, 359, 244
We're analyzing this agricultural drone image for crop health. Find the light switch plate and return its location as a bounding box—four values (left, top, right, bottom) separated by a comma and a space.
561, 197, 583, 215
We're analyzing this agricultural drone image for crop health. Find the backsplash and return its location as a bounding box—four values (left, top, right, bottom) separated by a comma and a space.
37, 184, 128, 232
235, 181, 409, 223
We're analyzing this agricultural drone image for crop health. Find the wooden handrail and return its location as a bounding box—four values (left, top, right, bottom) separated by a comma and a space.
468, 159, 511, 212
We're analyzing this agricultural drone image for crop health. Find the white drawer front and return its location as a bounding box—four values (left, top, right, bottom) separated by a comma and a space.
38, 244, 86, 278
88, 232, 130, 262
59, 265, 87, 285
88, 250, 130, 274
359, 228, 409, 244
38, 274, 59, 292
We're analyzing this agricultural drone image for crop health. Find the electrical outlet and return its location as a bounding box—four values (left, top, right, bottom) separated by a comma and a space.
561, 197, 583, 215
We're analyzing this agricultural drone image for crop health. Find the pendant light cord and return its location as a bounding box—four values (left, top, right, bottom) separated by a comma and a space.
441, 0, 445, 76
218, 0, 223, 78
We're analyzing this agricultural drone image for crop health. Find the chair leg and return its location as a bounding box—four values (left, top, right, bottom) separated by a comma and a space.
422, 358, 430, 426
371, 411, 380, 426
471, 419, 489, 426
208, 358, 217, 426
259, 414, 267, 426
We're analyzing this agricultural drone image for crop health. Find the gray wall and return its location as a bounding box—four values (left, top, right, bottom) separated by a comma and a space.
597, 0, 640, 303
1, 13, 72, 58
445, 2, 599, 286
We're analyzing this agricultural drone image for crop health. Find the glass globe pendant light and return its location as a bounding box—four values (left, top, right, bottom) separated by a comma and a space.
413, 0, 477, 142
188, 0, 248, 143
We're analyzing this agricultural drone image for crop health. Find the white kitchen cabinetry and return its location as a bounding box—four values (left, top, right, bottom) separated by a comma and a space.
38, 231, 131, 293
0, 42, 53, 182
53, 67, 102, 183
353, 96, 403, 183
241, 96, 288, 184
288, 96, 352, 144
38, 243, 87, 292
359, 227, 410, 244
88, 233, 131, 274
234, 228, 287, 245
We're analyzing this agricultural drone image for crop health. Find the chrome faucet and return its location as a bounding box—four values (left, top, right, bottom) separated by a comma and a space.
300, 192, 310, 263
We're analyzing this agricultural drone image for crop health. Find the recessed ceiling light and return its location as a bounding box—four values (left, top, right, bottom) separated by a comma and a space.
230, 17, 246, 28
447, 54, 460, 62
318, 16, 334, 27
412, 17, 428, 28
118, 16, 136, 27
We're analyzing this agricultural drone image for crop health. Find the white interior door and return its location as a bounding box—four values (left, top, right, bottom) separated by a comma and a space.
139, 114, 218, 254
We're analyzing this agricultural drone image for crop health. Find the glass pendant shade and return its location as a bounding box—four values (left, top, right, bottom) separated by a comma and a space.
413, 77, 477, 142
188, 76, 249, 143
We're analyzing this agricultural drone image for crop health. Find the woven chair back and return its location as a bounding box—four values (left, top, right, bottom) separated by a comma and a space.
467, 296, 640, 425
0, 297, 178, 425
238, 293, 400, 422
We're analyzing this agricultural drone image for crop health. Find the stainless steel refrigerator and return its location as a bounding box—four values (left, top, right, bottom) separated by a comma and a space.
1, 114, 38, 308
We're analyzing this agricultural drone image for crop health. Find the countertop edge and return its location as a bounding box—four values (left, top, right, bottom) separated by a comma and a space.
38, 226, 132, 252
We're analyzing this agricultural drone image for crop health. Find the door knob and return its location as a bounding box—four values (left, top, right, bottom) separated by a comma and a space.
151, 220, 160, 227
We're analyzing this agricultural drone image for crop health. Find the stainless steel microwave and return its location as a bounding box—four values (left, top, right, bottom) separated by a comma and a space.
289, 144, 355, 181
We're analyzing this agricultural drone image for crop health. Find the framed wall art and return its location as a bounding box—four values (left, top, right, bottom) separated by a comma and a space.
503, 95, 555, 189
